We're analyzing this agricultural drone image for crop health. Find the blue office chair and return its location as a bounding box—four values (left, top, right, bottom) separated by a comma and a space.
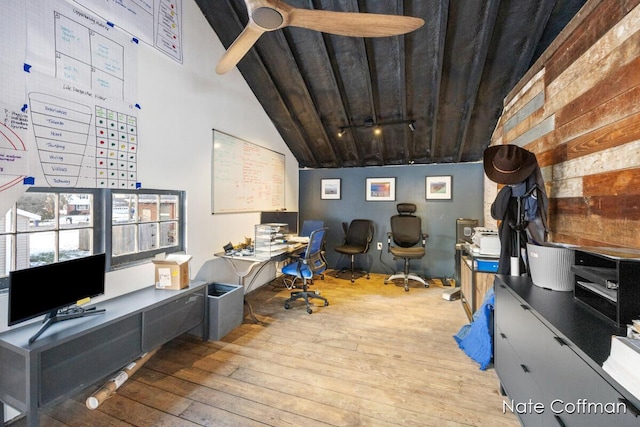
282, 227, 329, 314
283, 219, 325, 289
300, 220, 324, 237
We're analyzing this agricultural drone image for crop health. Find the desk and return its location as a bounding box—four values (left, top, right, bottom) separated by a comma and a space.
214, 244, 306, 321
457, 243, 499, 319
0, 281, 207, 427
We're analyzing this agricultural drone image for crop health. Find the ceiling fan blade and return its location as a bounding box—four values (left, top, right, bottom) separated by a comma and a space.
216, 23, 265, 75
287, 9, 424, 37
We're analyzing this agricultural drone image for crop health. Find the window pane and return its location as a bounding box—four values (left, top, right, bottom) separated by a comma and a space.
112, 193, 137, 224
0, 235, 13, 275
160, 194, 179, 220
1, 207, 14, 233
160, 221, 178, 247
16, 192, 56, 231
59, 229, 92, 261
60, 193, 93, 229
138, 194, 158, 221
28, 231, 56, 267
112, 224, 136, 255
138, 223, 157, 251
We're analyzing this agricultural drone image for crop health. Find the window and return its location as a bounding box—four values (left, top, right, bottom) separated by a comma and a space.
0, 188, 184, 290
109, 189, 184, 268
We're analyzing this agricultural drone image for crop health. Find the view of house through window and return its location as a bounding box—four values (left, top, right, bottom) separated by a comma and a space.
0, 188, 184, 289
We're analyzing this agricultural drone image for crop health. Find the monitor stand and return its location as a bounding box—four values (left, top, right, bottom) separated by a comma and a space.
29, 306, 106, 344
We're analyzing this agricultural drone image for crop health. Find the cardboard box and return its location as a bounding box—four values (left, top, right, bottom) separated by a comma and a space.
153, 254, 192, 290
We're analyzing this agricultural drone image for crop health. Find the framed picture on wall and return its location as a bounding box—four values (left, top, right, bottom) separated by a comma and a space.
426, 176, 452, 200
366, 177, 396, 201
320, 178, 341, 199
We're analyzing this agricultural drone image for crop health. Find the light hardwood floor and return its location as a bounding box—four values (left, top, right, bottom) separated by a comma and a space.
11, 271, 520, 426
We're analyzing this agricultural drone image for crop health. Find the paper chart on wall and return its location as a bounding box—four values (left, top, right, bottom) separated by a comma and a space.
73, 0, 184, 63
25, 0, 138, 102
26, 72, 139, 189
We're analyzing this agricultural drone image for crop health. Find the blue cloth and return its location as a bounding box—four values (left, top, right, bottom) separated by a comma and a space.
453, 287, 495, 370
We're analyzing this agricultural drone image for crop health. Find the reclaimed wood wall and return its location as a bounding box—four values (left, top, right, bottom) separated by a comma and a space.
485, 0, 640, 249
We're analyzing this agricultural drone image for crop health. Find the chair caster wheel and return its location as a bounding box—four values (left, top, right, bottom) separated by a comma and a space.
307, 308, 313, 314
284, 303, 291, 309
324, 301, 329, 306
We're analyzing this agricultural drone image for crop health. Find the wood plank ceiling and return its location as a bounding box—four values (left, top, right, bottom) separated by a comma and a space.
195, 0, 587, 168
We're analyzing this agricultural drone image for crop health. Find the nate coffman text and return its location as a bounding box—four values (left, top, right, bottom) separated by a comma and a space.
504, 398, 628, 415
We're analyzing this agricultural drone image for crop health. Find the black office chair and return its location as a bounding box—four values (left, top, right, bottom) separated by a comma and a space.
384, 203, 428, 291
334, 219, 374, 282
281, 227, 329, 314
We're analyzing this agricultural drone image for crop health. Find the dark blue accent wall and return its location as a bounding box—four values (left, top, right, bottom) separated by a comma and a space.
299, 163, 485, 280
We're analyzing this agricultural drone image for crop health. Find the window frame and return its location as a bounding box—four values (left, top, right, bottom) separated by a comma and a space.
0, 187, 185, 290
107, 188, 186, 269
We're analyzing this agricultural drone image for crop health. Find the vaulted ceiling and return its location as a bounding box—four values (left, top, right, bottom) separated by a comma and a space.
195, 0, 587, 168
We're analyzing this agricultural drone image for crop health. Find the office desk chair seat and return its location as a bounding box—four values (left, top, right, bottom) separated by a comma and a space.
385, 203, 428, 291
281, 227, 329, 314
334, 219, 374, 282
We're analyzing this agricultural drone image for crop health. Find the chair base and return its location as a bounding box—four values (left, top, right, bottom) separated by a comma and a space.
385, 273, 429, 292
336, 254, 370, 283
284, 289, 329, 314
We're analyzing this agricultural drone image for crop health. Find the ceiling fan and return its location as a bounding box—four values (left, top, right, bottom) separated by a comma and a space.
216, 0, 425, 74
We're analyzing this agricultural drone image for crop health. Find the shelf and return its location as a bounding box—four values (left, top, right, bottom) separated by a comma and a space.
571, 265, 617, 287
576, 280, 617, 303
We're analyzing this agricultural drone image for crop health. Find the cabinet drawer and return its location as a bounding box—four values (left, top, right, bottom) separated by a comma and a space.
494, 327, 546, 427
40, 314, 142, 406
142, 290, 205, 351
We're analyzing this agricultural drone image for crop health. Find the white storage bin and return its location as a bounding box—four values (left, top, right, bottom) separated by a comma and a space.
527, 243, 575, 292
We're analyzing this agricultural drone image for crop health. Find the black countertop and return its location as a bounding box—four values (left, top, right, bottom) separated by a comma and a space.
495, 274, 622, 367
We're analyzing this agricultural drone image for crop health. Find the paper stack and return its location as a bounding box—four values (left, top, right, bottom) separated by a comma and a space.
603, 333, 640, 399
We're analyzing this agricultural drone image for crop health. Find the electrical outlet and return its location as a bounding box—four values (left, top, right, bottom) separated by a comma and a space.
376, 242, 382, 250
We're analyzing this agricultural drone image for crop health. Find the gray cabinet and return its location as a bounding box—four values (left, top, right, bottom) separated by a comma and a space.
0, 281, 207, 427
495, 275, 640, 426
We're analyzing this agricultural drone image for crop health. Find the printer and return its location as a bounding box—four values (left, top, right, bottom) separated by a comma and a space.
471, 228, 501, 256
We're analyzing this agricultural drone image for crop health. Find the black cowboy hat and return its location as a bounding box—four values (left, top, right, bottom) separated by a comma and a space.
483, 144, 538, 184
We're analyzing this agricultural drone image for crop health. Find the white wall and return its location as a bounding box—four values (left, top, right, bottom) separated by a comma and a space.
0, 0, 299, 331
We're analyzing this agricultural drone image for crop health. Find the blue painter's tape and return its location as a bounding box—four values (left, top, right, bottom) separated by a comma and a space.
136, 182, 142, 189
23, 177, 35, 185
23, 63, 32, 72
132, 37, 139, 44
134, 103, 141, 109
21, 104, 28, 112
106, 21, 114, 27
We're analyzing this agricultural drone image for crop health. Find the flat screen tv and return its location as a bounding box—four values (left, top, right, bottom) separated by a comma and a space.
9, 253, 107, 344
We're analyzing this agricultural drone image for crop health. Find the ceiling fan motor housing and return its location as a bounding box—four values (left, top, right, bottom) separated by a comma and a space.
252, 7, 284, 30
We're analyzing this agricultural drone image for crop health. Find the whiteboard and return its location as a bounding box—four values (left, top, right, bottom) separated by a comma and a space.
211, 130, 285, 214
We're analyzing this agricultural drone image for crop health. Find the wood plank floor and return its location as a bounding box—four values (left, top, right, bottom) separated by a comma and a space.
10, 271, 520, 426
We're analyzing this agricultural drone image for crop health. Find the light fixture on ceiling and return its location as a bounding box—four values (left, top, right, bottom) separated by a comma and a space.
337, 118, 416, 137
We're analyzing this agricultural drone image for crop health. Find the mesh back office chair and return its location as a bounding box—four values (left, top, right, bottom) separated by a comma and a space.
334, 219, 374, 282
283, 219, 325, 289
300, 220, 324, 237
282, 227, 329, 314
384, 203, 429, 291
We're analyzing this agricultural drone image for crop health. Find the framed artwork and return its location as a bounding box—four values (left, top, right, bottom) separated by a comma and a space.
426, 176, 452, 200
320, 178, 341, 199
366, 177, 396, 201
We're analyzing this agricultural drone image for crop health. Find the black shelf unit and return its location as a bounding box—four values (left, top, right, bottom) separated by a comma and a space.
571, 248, 640, 332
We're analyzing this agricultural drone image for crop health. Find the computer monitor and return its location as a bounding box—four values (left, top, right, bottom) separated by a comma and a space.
260, 211, 298, 234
